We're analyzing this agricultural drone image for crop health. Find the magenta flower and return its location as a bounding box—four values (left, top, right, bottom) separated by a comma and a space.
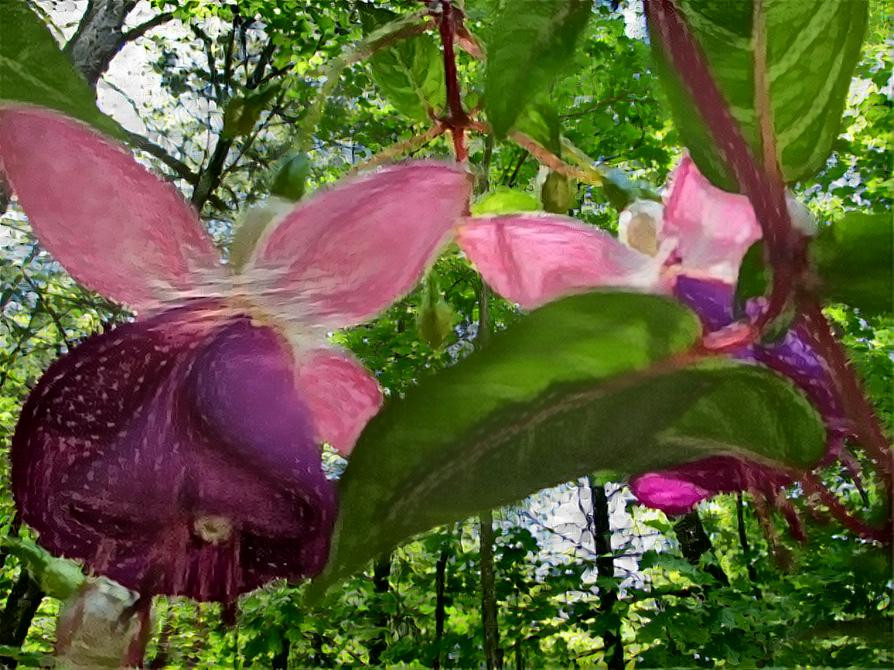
456, 156, 842, 516
1, 106, 471, 601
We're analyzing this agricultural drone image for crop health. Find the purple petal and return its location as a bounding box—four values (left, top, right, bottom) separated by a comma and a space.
630, 456, 792, 515
13, 303, 335, 602
672, 274, 736, 332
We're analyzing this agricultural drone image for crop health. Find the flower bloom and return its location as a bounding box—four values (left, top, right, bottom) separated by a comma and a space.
1, 106, 471, 601
456, 155, 841, 516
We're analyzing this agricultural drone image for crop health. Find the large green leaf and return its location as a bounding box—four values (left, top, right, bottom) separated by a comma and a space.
0, 0, 124, 138
310, 293, 824, 596
484, 0, 592, 138
651, 0, 867, 189
812, 211, 893, 315
359, 6, 445, 122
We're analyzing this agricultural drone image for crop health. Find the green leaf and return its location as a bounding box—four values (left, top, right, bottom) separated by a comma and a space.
359, 6, 445, 122
310, 292, 824, 596
0, 0, 124, 139
651, 0, 868, 188
484, 0, 592, 138
416, 275, 456, 350
812, 211, 893, 314
735, 241, 769, 311
471, 187, 541, 215
512, 102, 563, 156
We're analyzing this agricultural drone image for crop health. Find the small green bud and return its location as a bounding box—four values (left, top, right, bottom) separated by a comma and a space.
270, 153, 311, 202
540, 171, 574, 213
416, 277, 455, 349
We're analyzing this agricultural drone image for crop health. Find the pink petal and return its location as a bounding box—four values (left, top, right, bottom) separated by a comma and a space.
245, 162, 472, 328
663, 155, 762, 283
0, 107, 224, 312
295, 349, 383, 455
456, 214, 659, 309
13, 303, 335, 601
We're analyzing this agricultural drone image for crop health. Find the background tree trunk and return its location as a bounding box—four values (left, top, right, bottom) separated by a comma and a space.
588, 477, 623, 670
479, 510, 502, 670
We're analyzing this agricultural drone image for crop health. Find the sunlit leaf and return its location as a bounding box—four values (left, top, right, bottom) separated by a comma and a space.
649, 0, 868, 189
812, 211, 893, 314
0, 0, 123, 138
310, 292, 824, 595
484, 0, 592, 138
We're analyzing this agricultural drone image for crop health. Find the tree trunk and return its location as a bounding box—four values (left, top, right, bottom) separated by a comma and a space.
368, 553, 392, 665
0, 570, 44, 666
271, 637, 290, 670
64, 0, 139, 88
673, 510, 729, 585
433, 542, 449, 670
479, 510, 502, 670
588, 477, 623, 670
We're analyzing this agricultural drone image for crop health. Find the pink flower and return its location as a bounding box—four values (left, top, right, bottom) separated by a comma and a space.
456, 156, 839, 516
1, 106, 471, 601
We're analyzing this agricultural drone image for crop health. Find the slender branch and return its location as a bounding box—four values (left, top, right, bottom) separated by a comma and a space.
346, 125, 445, 175
438, 0, 468, 161
117, 11, 173, 47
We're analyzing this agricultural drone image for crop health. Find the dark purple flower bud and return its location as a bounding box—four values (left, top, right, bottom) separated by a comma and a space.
13, 304, 336, 602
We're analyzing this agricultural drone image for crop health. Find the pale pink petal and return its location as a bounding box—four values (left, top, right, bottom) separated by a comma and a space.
0, 106, 224, 311
663, 155, 762, 283
456, 214, 659, 309
246, 163, 472, 328
295, 349, 383, 455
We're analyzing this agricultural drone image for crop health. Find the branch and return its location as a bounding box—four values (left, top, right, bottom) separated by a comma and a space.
117, 11, 173, 48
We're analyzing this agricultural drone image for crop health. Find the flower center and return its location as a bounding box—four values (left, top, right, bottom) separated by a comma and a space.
193, 515, 233, 544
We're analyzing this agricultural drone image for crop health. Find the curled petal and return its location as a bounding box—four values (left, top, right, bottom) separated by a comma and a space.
0, 107, 224, 312
663, 155, 761, 283
630, 456, 792, 516
13, 304, 335, 601
456, 214, 660, 309
295, 350, 383, 455
243, 163, 473, 328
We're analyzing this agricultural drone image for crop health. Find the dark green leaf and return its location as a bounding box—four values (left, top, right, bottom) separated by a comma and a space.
735, 240, 769, 311
651, 0, 868, 188
310, 292, 824, 595
360, 6, 444, 121
511, 102, 563, 156
484, 0, 592, 138
812, 211, 893, 314
0, 0, 124, 138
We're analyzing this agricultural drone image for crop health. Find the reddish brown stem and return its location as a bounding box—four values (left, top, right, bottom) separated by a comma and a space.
798, 297, 893, 487
645, 0, 804, 332
801, 473, 891, 543
437, 0, 468, 161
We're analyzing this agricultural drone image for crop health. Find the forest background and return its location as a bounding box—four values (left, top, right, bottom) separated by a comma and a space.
0, 0, 891, 667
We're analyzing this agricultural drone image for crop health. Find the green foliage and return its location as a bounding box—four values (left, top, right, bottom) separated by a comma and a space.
359, 5, 445, 122
651, 0, 869, 189
484, 0, 593, 137
0, 0, 890, 666
813, 211, 893, 315
313, 293, 825, 594
0, 0, 123, 138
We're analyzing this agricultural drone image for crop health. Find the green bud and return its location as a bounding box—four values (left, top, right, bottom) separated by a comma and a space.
540, 171, 574, 213
416, 277, 455, 350
471, 187, 540, 216
270, 152, 311, 202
